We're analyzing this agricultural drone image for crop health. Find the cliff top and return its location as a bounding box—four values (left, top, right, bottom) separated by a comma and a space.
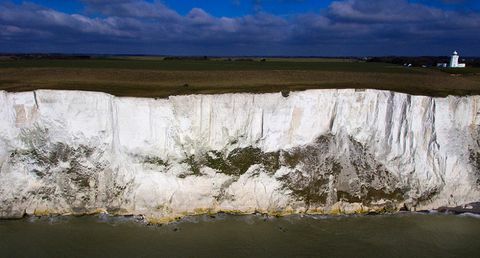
1, 57, 479, 98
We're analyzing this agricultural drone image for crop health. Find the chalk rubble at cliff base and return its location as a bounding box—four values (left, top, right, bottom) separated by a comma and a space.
0, 89, 479, 222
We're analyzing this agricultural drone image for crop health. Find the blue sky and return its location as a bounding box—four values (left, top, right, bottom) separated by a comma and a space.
7, 1, 335, 16
2, 0, 480, 56
8, 0, 480, 16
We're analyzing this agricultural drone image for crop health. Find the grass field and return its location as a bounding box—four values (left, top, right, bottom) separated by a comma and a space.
0, 57, 479, 98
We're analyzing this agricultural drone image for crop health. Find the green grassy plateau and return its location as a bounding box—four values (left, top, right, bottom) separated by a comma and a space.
0, 57, 479, 98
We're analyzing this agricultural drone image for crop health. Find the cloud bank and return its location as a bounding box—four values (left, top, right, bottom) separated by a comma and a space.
1, 0, 479, 55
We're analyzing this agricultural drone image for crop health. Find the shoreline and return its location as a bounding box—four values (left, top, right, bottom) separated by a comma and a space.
2, 202, 479, 225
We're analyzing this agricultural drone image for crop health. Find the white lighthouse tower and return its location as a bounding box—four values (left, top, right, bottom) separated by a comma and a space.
449, 51, 466, 68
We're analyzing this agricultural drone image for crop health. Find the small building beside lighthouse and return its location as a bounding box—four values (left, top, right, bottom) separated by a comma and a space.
438, 51, 466, 68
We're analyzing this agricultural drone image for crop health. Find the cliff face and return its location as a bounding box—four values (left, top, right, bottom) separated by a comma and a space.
0, 89, 479, 221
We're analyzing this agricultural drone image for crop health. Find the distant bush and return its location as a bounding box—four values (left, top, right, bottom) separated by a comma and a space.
163, 56, 209, 61
3, 54, 92, 60
367, 56, 448, 67
465, 59, 480, 67
367, 56, 480, 68
234, 58, 255, 62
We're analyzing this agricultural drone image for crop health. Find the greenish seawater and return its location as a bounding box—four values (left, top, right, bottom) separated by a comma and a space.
1, 213, 479, 257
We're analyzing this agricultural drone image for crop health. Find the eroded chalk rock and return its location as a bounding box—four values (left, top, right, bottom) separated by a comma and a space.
0, 89, 479, 222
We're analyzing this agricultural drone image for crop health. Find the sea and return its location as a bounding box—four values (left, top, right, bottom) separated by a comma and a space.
1, 213, 479, 257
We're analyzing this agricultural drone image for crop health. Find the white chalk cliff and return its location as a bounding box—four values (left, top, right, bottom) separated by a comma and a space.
0, 89, 479, 222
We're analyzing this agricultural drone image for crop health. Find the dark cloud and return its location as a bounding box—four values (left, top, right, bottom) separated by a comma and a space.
0, 0, 479, 55
327, 0, 446, 23
81, 0, 181, 19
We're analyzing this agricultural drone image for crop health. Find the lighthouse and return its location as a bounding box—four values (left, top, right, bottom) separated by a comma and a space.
449, 51, 466, 68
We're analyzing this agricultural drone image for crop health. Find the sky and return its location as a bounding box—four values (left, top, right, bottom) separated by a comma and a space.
1, 0, 479, 56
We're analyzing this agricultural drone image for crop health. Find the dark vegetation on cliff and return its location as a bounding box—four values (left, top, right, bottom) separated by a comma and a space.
144, 134, 414, 208
0, 56, 479, 98
4, 126, 131, 215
